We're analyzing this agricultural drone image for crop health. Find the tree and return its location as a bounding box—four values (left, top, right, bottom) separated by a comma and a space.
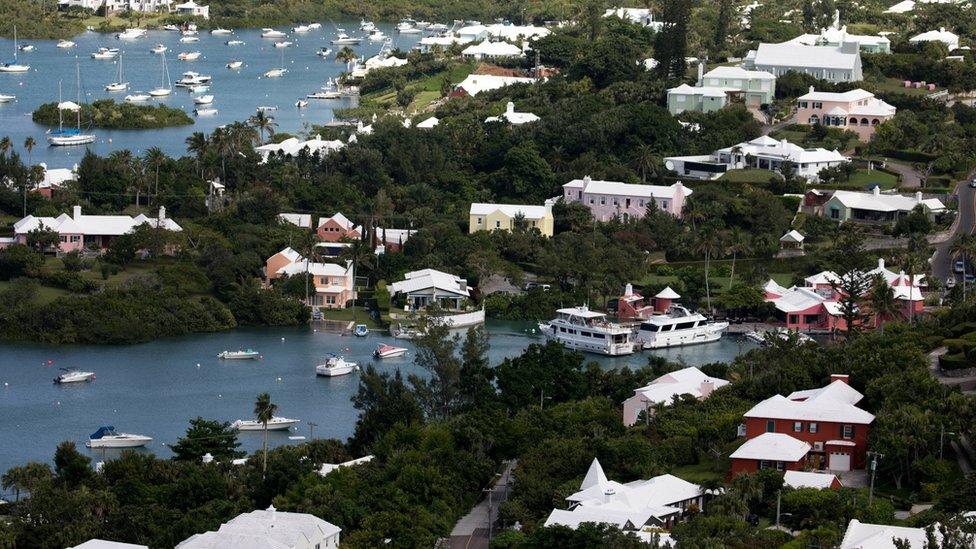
654, 0, 692, 79
694, 225, 723, 311
23, 136, 34, 166
335, 46, 356, 63
1, 462, 51, 501
408, 316, 462, 420
349, 366, 423, 455
950, 234, 976, 301
170, 417, 245, 462
495, 341, 589, 410
869, 273, 899, 331
725, 227, 750, 289
713, 0, 733, 54
458, 325, 494, 409
143, 146, 166, 201
53, 441, 93, 488
253, 392, 278, 477
248, 110, 278, 143
25, 225, 59, 253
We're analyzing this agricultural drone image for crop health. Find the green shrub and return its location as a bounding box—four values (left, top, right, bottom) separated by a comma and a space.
939, 352, 973, 371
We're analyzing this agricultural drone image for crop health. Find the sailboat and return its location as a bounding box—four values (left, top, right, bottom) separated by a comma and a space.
48, 63, 96, 146
149, 53, 172, 97
105, 51, 129, 92
263, 47, 287, 78
0, 26, 30, 73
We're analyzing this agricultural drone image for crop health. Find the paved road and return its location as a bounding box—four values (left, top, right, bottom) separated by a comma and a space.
449, 460, 516, 549
932, 179, 976, 282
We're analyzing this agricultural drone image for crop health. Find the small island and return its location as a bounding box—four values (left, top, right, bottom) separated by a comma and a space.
32, 99, 193, 130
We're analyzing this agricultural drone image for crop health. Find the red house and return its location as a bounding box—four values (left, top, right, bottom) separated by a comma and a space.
730, 375, 874, 476
316, 213, 362, 242
617, 284, 681, 321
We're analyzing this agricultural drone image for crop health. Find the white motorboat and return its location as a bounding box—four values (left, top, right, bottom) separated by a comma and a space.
308, 23, 322, 29
415, 21, 431, 28
295, 99, 308, 108
193, 94, 214, 105
177, 51, 201, 61
396, 19, 417, 32
86, 426, 152, 448
390, 323, 425, 339
48, 64, 96, 146
745, 328, 815, 346
163, 24, 180, 31
359, 19, 376, 32
149, 53, 172, 97
743, 331, 766, 344
264, 68, 286, 78
366, 29, 387, 41
256, 105, 277, 112
316, 47, 332, 57
374, 343, 408, 359
91, 47, 120, 60
261, 28, 286, 38
125, 92, 151, 102
217, 349, 261, 359
331, 31, 360, 45
538, 306, 635, 356
116, 28, 147, 40
273, 40, 293, 48
292, 24, 311, 33
354, 323, 369, 337
0, 93, 15, 102
194, 107, 218, 116
316, 354, 359, 377
635, 305, 729, 349
18, 44, 34, 52
151, 44, 167, 54
398, 26, 421, 34
427, 23, 448, 32
211, 27, 234, 35
54, 368, 95, 384
104, 50, 128, 92
1, 27, 30, 72
188, 84, 209, 93
176, 71, 212, 86
179, 36, 200, 43
181, 28, 198, 36
232, 416, 300, 431
57, 39, 76, 49
226, 60, 243, 69
307, 91, 339, 99
226, 40, 245, 46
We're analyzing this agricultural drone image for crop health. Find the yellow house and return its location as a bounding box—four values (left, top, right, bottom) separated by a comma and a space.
469, 203, 554, 237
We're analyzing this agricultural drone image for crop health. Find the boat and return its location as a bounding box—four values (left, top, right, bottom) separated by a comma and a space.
57, 39, 76, 49
374, 343, 408, 359
359, 19, 376, 32
353, 324, 369, 337
366, 29, 387, 41
91, 47, 119, 60
256, 105, 277, 112
177, 51, 201, 61
226, 40, 245, 46
149, 53, 172, 97
396, 18, 417, 32
315, 354, 359, 377
261, 28, 287, 38
181, 28, 198, 36
194, 107, 218, 116
188, 84, 209, 93
151, 44, 167, 54
179, 36, 200, 43
217, 349, 260, 359
124, 92, 151, 102
427, 23, 448, 32
390, 323, 426, 339
316, 47, 332, 57
292, 24, 311, 33
0, 93, 14, 102
635, 305, 729, 349
176, 71, 212, 86
211, 27, 234, 35
330, 31, 360, 45
415, 21, 431, 28
273, 40, 293, 48
308, 22, 322, 29
54, 368, 95, 384
116, 28, 147, 40
104, 51, 128, 92
308, 77, 341, 99
18, 44, 34, 52
745, 328, 816, 346
264, 47, 287, 78
193, 94, 214, 105
226, 60, 243, 69
163, 24, 180, 31
295, 99, 308, 108
743, 330, 766, 345
1, 27, 31, 72
232, 417, 300, 431
48, 64, 97, 146
86, 426, 152, 448
398, 26, 421, 35
538, 306, 635, 356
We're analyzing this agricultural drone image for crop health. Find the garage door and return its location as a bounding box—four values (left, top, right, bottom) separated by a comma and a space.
830, 452, 851, 472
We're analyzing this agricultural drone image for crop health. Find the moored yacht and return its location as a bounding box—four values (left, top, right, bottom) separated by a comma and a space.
366, 29, 387, 41
125, 91, 151, 102
226, 39, 245, 46
1, 27, 30, 72
116, 28, 147, 40
315, 354, 359, 377
635, 305, 729, 349
217, 349, 260, 359
539, 306, 635, 356
151, 44, 167, 54
226, 60, 243, 69
211, 27, 233, 35
232, 417, 300, 431
176, 71, 211, 86
374, 343, 408, 359
0, 93, 14, 102
331, 31, 360, 45
193, 94, 213, 104
261, 28, 286, 38
54, 368, 95, 384
91, 47, 119, 59
292, 24, 311, 33
86, 426, 152, 448
177, 51, 201, 61
57, 39, 76, 49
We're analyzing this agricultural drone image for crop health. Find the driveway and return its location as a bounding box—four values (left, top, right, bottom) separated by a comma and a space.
883, 161, 924, 188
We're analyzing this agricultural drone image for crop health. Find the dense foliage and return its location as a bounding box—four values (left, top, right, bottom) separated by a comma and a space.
32, 100, 194, 130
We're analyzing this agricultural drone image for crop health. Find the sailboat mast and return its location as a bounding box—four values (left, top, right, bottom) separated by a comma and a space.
76, 61, 82, 131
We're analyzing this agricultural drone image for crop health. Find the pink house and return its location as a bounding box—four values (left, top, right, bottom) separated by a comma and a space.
265, 247, 355, 309
795, 87, 896, 142
562, 176, 692, 220
316, 213, 362, 242
10, 205, 181, 253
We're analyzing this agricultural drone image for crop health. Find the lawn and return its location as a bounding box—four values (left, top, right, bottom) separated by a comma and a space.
847, 168, 898, 190
316, 305, 384, 329
671, 458, 728, 485
0, 279, 69, 305
719, 169, 779, 184
867, 76, 942, 97
363, 62, 476, 115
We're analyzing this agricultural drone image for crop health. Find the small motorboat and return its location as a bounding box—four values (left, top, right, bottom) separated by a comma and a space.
427, 23, 448, 32
331, 32, 360, 45
54, 368, 95, 384
307, 91, 339, 100
86, 426, 152, 448
261, 28, 287, 38
316, 354, 359, 377
91, 47, 120, 59
178, 51, 201, 61
57, 40, 76, 49
366, 29, 386, 41
273, 40, 293, 48
116, 28, 147, 40
163, 24, 180, 31
374, 344, 408, 359
316, 47, 332, 57
125, 92, 151, 102
0, 93, 15, 102
176, 71, 211, 86
353, 324, 369, 337
295, 99, 308, 108
193, 94, 214, 104
211, 27, 233, 35
226, 60, 243, 69
19, 44, 35, 52
743, 331, 766, 345
0, 62, 30, 73
179, 36, 200, 43
292, 24, 311, 33
308, 23, 322, 29
264, 68, 286, 78
256, 105, 277, 112
217, 349, 261, 360
105, 81, 128, 92
151, 44, 167, 54
194, 107, 218, 116
226, 40, 245, 46
189, 84, 210, 93
233, 417, 300, 431
181, 28, 198, 36
360, 19, 376, 32
390, 324, 426, 339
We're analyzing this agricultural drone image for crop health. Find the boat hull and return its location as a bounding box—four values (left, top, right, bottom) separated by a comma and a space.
234, 420, 298, 431
316, 365, 357, 376
639, 322, 729, 349
538, 323, 635, 356
48, 134, 96, 146
86, 435, 152, 448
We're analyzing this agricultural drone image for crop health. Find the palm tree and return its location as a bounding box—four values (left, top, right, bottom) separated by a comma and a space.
23, 136, 35, 166
684, 201, 707, 231
869, 273, 899, 332
248, 111, 278, 144
254, 392, 277, 477
335, 46, 356, 64
144, 147, 166, 201
725, 227, 750, 289
0, 136, 11, 158
694, 226, 724, 311
633, 144, 663, 183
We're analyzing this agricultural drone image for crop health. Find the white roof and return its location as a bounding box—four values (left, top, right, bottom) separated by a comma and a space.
455, 74, 536, 96
273, 247, 302, 263
787, 379, 864, 406
830, 189, 945, 214
839, 519, 934, 548
470, 203, 550, 219
69, 541, 149, 549
317, 212, 358, 231
910, 28, 959, 45
278, 260, 349, 277
254, 135, 344, 161
799, 88, 874, 102
784, 471, 839, 490
703, 66, 775, 80
884, 0, 915, 13
768, 286, 825, 313
416, 116, 439, 128
655, 286, 681, 299
730, 433, 811, 462
790, 26, 889, 48
763, 279, 791, 296
375, 227, 415, 244
486, 102, 540, 125
14, 207, 181, 236
36, 165, 76, 190
278, 213, 311, 228
176, 506, 340, 549
780, 230, 805, 243
719, 136, 848, 165
462, 40, 524, 57
751, 42, 860, 71
632, 366, 730, 406
318, 455, 374, 476
668, 83, 738, 98
389, 268, 470, 297
58, 100, 82, 111
564, 177, 691, 200
745, 389, 875, 424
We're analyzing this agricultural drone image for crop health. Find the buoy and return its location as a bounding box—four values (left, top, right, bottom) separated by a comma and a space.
217, 394, 222, 398
281, 337, 285, 341
108, 138, 112, 143
196, 363, 201, 368
3, 382, 8, 387
47, 359, 54, 365
56, 401, 61, 406
276, 377, 282, 382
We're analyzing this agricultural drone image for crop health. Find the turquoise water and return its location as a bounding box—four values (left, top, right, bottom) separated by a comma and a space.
0, 321, 755, 473
0, 23, 419, 167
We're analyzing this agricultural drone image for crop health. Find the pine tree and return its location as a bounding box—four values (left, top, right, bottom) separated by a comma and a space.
655, 0, 692, 78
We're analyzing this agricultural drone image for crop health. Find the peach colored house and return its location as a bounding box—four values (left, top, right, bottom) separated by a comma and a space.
265, 247, 355, 309
10, 205, 181, 253
796, 87, 895, 142
316, 213, 362, 242
562, 176, 692, 220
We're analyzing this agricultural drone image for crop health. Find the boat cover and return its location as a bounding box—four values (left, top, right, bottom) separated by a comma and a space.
90, 426, 115, 439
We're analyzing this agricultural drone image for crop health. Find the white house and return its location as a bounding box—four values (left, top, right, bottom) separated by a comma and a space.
278, 213, 312, 228
545, 458, 703, 533
389, 268, 472, 312
788, 11, 890, 53
823, 188, 946, 223
603, 7, 664, 30
910, 28, 960, 50
453, 74, 537, 97
783, 470, 841, 490
664, 135, 848, 182
744, 42, 862, 83
485, 102, 539, 125
173, 0, 208, 18
622, 366, 730, 426
69, 541, 149, 549
415, 116, 439, 129
177, 506, 340, 549
318, 455, 374, 476
9, 205, 181, 252
461, 41, 524, 60
839, 519, 937, 548
255, 135, 344, 163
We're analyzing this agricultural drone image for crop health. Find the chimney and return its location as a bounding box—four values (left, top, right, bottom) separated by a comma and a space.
158, 206, 166, 221
830, 374, 850, 385
603, 487, 616, 503
73, 205, 81, 220
506, 101, 515, 114
624, 283, 634, 296
916, 191, 923, 203
809, 85, 815, 94
583, 175, 592, 185
872, 186, 881, 196
700, 379, 715, 398
697, 62, 704, 85
878, 258, 885, 270
267, 504, 276, 522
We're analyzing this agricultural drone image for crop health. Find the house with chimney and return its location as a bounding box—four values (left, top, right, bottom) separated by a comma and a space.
561, 176, 692, 219
544, 458, 702, 535
822, 188, 946, 224
388, 268, 485, 328
730, 375, 875, 476
667, 65, 775, 114
8, 205, 181, 253
664, 135, 849, 182
265, 247, 355, 309
622, 366, 730, 427
177, 505, 340, 548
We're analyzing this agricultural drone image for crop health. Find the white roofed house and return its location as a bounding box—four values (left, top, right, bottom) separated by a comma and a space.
176, 505, 340, 548
910, 28, 960, 51
664, 135, 849, 182
744, 41, 862, 83
795, 88, 896, 142
254, 135, 345, 163
485, 102, 539, 125
264, 247, 355, 310
388, 268, 485, 328
469, 203, 554, 236
461, 41, 525, 60
622, 367, 730, 426
544, 458, 702, 535
9, 205, 181, 254
667, 65, 777, 115
603, 7, 665, 31
823, 188, 946, 224
173, 0, 208, 18
562, 176, 692, 219
373, 227, 416, 254
451, 74, 537, 97
788, 11, 890, 54
278, 213, 312, 228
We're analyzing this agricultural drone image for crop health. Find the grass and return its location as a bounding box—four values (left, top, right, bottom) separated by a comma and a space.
670, 459, 728, 485
316, 305, 384, 329
362, 61, 476, 115
719, 169, 779, 184
867, 76, 942, 97
847, 168, 898, 190
0, 279, 69, 305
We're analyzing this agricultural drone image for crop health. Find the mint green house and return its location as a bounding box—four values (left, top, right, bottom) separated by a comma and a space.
667, 66, 776, 115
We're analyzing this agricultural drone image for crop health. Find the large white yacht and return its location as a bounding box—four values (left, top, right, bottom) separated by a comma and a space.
635, 305, 729, 349
232, 417, 300, 431
539, 306, 635, 356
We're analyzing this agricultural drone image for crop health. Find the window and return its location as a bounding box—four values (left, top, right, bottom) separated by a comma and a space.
70, 235, 80, 243
759, 460, 772, 470
842, 424, 854, 439
660, 201, 669, 210
477, 217, 482, 225
766, 420, 775, 433
830, 207, 840, 220
793, 421, 802, 432
495, 220, 501, 229
639, 200, 645, 207
809, 422, 818, 434
613, 199, 618, 206
813, 102, 823, 109
776, 461, 786, 471
325, 295, 336, 305
59, 236, 67, 243
799, 101, 808, 108
789, 314, 799, 324
600, 197, 606, 205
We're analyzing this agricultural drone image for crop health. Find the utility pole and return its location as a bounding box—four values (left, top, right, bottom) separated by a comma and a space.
308, 421, 318, 440
867, 451, 883, 505
775, 490, 781, 528
484, 487, 494, 544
